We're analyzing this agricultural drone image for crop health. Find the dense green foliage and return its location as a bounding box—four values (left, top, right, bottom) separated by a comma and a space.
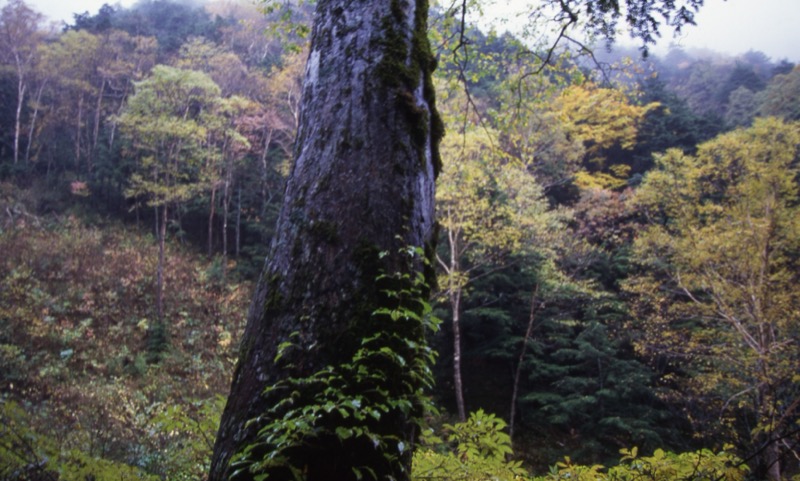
1, 0, 799, 480
413, 410, 530, 480
533, 447, 747, 481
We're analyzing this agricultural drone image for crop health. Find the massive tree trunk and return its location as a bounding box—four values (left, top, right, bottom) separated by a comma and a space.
209, 0, 442, 480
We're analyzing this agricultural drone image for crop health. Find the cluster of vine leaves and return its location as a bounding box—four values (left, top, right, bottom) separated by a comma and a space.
230, 246, 441, 481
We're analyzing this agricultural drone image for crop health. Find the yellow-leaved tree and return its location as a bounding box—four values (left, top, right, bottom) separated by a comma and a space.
625, 117, 800, 481
436, 125, 559, 421
556, 82, 657, 190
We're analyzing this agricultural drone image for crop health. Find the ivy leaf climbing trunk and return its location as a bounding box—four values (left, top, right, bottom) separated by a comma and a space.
208, 0, 442, 480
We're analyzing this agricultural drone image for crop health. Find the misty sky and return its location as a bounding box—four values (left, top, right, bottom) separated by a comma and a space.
21, 0, 800, 62
655, 0, 800, 61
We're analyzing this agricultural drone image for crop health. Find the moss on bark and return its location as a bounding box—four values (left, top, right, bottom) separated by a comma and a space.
376, 0, 443, 177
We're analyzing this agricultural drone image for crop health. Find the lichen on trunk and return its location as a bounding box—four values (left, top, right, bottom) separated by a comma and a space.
208, 0, 442, 480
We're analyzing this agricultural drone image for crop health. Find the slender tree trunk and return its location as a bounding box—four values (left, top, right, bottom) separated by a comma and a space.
24, 79, 45, 164
108, 122, 117, 151
75, 93, 84, 171
446, 227, 467, 422
757, 376, 782, 481
222, 167, 230, 280
209, 0, 442, 478
13, 77, 25, 165
208, 185, 217, 257
108, 91, 129, 152
259, 127, 274, 242
452, 286, 466, 421
92, 78, 106, 162
235, 186, 241, 258
766, 437, 781, 481
510, 284, 539, 441
157, 204, 166, 322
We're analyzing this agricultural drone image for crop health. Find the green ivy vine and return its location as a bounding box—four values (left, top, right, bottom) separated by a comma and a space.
230, 246, 440, 481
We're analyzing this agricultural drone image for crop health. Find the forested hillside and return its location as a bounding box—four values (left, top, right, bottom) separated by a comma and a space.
1, 0, 798, 480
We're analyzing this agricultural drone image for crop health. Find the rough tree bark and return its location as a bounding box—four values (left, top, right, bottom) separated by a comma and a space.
209, 0, 442, 479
